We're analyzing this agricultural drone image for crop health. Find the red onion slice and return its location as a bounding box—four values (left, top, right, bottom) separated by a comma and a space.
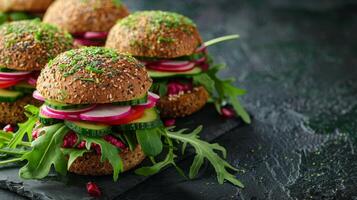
33, 91, 45, 101
74, 38, 105, 47
148, 92, 160, 101
83, 32, 108, 40
40, 106, 80, 121
0, 71, 32, 79
0, 77, 25, 81
137, 99, 156, 109
147, 62, 195, 72
27, 77, 37, 86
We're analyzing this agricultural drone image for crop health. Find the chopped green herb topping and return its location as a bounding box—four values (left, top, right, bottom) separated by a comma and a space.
157, 36, 175, 43
112, 0, 123, 7
118, 11, 196, 29
0, 19, 72, 49
49, 47, 142, 78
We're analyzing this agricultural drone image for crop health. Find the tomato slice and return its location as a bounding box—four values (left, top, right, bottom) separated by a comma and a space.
105, 106, 145, 125
0, 80, 19, 89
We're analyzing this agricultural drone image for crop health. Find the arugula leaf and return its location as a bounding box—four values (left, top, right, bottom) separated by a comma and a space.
0, 131, 31, 148
0, 130, 13, 141
84, 137, 123, 181
19, 124, 69, 179
122, 132, 138, 151
62, 148, 89, 170
0, 157, 23, 166
166, 126, 244, 188
193, 73, 215, 94
135, 129, 185, 178
136, 128, 163, 157
8, 105, 39, 148
0, 147, 29, 155
151, 80, 168, 96
205, 64, 251, 124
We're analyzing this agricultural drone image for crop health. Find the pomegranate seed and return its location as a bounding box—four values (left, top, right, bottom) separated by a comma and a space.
62, 132, 78, 148
32, 130, 39, 139
104, 135, 126, 149
183, 83, 193, 91
77, 141, 86, 149
167, 84, 178, 95
91, 143, 101, 154
3, 124, 14, 132
86, 182, 101, 197
164, 119, 176, 127
200, 63, 210, 71
221, 107, 236, 118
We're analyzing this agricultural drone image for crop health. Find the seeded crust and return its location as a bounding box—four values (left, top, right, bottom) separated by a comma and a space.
36, 47, 152, 104
0, 95, 40, 124
0, 20, 73, 71
106, 11, 202, 59
43, 0, 129, 34
158, 86, 209, 118
69, 145, 145, 176
0, 0, 53, 12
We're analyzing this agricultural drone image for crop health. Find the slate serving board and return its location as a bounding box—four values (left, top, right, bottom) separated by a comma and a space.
1, 0, 357, 199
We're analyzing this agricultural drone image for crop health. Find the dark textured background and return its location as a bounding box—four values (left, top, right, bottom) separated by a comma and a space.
1, 0, 357, 199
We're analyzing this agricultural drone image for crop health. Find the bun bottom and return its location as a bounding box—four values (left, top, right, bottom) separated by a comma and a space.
69, 145, 145, 176
157, 86, 209, 118
0, 95, 40, 125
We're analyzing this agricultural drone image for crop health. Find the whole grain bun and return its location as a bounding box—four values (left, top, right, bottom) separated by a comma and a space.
69, 145, 145, 176
37, 47, 152, 104
43, 0, 129, 34
0, 20, 73, 71
0, 95, 40, 124
0, 0, 53, 12
106, 11, 202, 59
158, 86, 209, 118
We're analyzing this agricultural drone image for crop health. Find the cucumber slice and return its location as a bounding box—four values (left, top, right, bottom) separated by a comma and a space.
11, 82, 35, 94
148, 67, 202, 78
64, 120, 112, 137
113, 108, 162, 131
45, 100, 89, 110
0, 89, 24, 102
0, 67, 15, 72
112, 94, 148, 106
39, 113, 62, 126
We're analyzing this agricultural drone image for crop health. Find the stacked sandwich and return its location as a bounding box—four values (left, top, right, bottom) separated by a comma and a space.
43, 0, 129, 46
0, 0, 53, 24
0, 19, 73, 125
106, 11, 250, 123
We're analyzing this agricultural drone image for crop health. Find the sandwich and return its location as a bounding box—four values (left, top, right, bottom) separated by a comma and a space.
43, 0, 129, 47
0, 0, 53, 25
106, 11, 251, 123
0, 47, 244, 188
0, 19, 73, 125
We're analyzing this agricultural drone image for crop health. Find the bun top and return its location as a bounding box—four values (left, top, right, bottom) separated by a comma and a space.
43, 0, 129, 33
106, 11, 202, 59
0, 0, 53, 12
0, 20, 73, 71
37, 47, 152, 104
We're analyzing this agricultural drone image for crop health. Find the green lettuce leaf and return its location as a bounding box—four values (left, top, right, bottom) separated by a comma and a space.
19, 124, 69, 179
